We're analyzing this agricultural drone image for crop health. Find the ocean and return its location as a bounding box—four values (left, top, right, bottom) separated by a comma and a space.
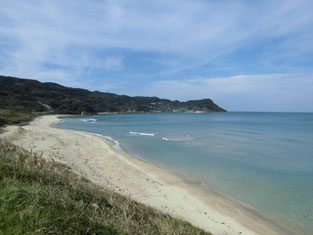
57, 112, 313, 233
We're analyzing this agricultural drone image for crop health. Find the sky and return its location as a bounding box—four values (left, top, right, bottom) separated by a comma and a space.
1, 0, 313, 112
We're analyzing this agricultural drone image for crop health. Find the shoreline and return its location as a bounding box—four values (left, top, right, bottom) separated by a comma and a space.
0, 115, 302, 235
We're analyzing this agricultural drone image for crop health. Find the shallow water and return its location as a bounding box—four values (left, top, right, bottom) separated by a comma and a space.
57, 112, 313, 232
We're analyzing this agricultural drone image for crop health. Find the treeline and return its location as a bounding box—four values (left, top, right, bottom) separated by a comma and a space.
0, 75, 226, 125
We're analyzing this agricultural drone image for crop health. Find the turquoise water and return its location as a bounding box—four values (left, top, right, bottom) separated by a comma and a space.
57, 112, 313, 232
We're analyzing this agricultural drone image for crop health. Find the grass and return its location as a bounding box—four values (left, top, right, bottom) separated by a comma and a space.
0, 108, 36, 127
0, 141, 209, 235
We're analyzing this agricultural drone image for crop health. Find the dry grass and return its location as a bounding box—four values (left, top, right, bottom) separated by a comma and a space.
0, 140, 210, 235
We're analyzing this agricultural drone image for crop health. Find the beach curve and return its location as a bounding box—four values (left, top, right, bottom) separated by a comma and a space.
0, 115, 301, 235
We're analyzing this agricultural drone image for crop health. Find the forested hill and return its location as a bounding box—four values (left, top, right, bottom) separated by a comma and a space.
0, 75, 226, 115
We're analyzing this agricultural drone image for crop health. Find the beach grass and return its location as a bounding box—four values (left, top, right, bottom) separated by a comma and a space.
0, 108, 37, 127
0, 140, 209, 235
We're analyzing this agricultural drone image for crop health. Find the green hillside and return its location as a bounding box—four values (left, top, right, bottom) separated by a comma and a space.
0, 75, 226, 126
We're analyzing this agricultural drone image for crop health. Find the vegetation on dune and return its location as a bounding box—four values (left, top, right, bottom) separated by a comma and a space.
0, 108, 39, 127
0, 141, 209, 235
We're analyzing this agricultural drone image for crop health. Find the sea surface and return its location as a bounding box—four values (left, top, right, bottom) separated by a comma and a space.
57, 112, 313, 232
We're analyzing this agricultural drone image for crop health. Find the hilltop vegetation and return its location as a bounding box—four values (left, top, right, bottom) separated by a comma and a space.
0, 75, 226, 126
0, 140, 208, 234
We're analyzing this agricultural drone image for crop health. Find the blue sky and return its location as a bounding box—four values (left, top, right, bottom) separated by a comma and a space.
1, 0, 313, 111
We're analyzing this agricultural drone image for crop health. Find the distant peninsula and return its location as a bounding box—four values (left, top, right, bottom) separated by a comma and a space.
0, 75, 226, 125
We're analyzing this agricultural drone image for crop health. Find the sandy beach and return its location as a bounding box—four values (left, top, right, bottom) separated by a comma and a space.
0, 115, 300, 235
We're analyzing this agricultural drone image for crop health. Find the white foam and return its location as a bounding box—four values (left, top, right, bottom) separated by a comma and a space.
129, 131, 156, 136
91, 133, 121, 150
81, 118, 97, 122
162, 135, 194, 141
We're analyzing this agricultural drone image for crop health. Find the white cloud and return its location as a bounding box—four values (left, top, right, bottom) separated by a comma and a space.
0, 0, 312, 111
1, 0, 312, 75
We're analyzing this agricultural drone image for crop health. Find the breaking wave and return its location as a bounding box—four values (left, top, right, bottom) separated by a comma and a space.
81, 118, 97, 122
162, 135, 194, 141
90, 133, 121, 150
129, 131, 156, 136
